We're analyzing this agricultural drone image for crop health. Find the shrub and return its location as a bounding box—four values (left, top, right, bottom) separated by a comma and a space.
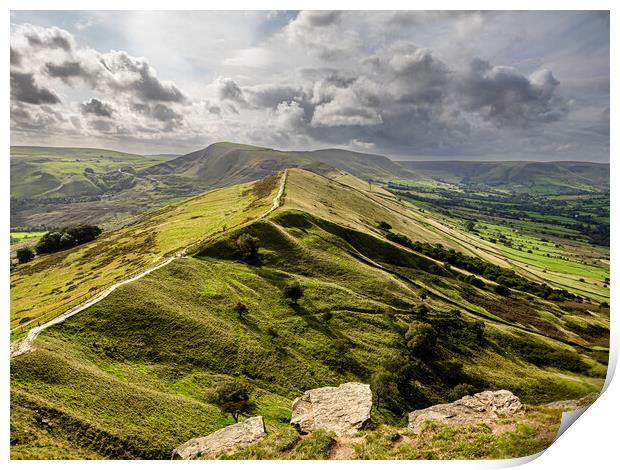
494, 285, 511, 297
35, 225, 102, 254
371, 370, 401, 410
405, 321, 437, 358
236, 233, 260, 260
60, 233, 77, 249
233, 302, 248, 318
16, 247, 35, 263
321, 312, 333, 322
205, 380, 255, 423
414, 304, 429, 317
282, 282, 303, 304
378, 221, 392, 231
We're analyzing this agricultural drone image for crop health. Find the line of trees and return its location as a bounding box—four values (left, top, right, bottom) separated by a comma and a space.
36, 225, 102, 255
385, 231, 579, 301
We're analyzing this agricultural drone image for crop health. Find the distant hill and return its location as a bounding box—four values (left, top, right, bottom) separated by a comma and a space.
398, 161, 610, 194
10, 146, 170, 200
144, 142, 422, 185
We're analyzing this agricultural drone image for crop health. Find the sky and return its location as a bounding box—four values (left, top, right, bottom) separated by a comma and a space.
9, 10, 610, 161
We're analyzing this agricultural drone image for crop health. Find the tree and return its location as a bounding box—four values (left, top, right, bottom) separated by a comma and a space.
236, 233, 260, 260
377, 221, 392, 231
205, 380, 255, 423
414, 303, 429, 317
282, 282, 303, 304
494, 284, 511, 297
464, 220, 476, 231
16, 247, 35, 263
36, 231, 62, 254
59, 233, 76, 249
233, 302, 248, 318
370, 370, 400, 410
405, 321, 437, 358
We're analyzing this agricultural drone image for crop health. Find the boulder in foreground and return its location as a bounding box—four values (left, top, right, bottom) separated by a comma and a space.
172, 416, 266, 459
408, 390, 523, 433
291, 382, 372, 436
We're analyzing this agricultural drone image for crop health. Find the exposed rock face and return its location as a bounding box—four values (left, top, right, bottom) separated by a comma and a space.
291, 382, 372, 436
171, 416, 266, 460
408, 390, 523, 433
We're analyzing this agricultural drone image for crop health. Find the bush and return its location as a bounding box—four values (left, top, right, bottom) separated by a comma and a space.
60, 233, 76, 249
236, 233, 260, 260
414, 304, 429, 317
233, 302, 248, 318
36, 225, 102, 254
377, 221, 392, 231
16, 247, 35, 263
205, 380, 255, 422
405, 321, 437, 358
494, 285, 511, 297
282, 282, 303, 304
371, 370, 401, 410
321, 312, 333, 322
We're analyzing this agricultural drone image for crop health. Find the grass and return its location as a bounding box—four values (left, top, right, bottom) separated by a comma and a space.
10, 174, 281, 330
11, 146, 171, 199
10, 169, 608, 459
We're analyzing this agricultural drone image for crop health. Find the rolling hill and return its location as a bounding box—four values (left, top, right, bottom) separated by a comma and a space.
11, 168, 608, 459
398, 161, 610, 194
10, 142, 422, 228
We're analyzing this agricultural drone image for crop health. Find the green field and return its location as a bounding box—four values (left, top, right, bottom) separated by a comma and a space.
10, 173, 282, 331
11, 169, 608, 459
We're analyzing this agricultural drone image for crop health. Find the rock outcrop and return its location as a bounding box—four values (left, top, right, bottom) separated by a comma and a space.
172, 416, 266, 460
291, 382, 372, 436
408, 390, 523, 433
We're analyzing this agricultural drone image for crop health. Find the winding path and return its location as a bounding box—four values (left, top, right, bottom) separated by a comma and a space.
10, 170, 288, 359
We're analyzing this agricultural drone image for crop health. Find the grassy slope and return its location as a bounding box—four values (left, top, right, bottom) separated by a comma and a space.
11, 169, 607, 459
10, 146, 171, 199
399, 161, 610, 194
10, 174, 282, 330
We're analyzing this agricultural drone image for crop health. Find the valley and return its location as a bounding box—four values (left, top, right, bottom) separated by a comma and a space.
10, 161, 609, 460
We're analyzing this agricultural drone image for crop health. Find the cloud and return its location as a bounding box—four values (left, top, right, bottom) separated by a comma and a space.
10, 71, 60, 104
45, 61, 88, 82
10, 47, 21, 66
22, 24, 74, 51
80, 98, 115, 118
9, 12, 609, 160
215, 78, 248, 107
455, 60, 569, 127
99, 51, 186, 103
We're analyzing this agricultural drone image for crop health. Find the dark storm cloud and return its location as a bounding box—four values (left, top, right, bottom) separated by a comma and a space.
100, 51, 186, 103
45, 61, 88, 82
80, 98, 115, 118
455, 59, 569, 127
302, 10, 342, 27
244, 83, 303, 109
216, 78, 248, 107
10, 47, 21, 66
132, 102, 182, 122
10, 103, 64, 131
10, 71, 60, 105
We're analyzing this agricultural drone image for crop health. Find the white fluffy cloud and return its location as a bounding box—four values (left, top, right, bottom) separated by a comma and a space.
9, 11, 609, 160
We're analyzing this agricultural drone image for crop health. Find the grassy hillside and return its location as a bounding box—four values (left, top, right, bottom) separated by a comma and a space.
11, 169, 607, 459
10, 146, 172, 199
10, 173, 283, 331
146, 142, 422, 185
398, 161, 609, 194
11, 142, 419, 228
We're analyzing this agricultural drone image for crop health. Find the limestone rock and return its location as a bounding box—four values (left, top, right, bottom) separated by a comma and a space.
172, 416, 266, 460
291, 382, 372, 436
408, 390, 523, 433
